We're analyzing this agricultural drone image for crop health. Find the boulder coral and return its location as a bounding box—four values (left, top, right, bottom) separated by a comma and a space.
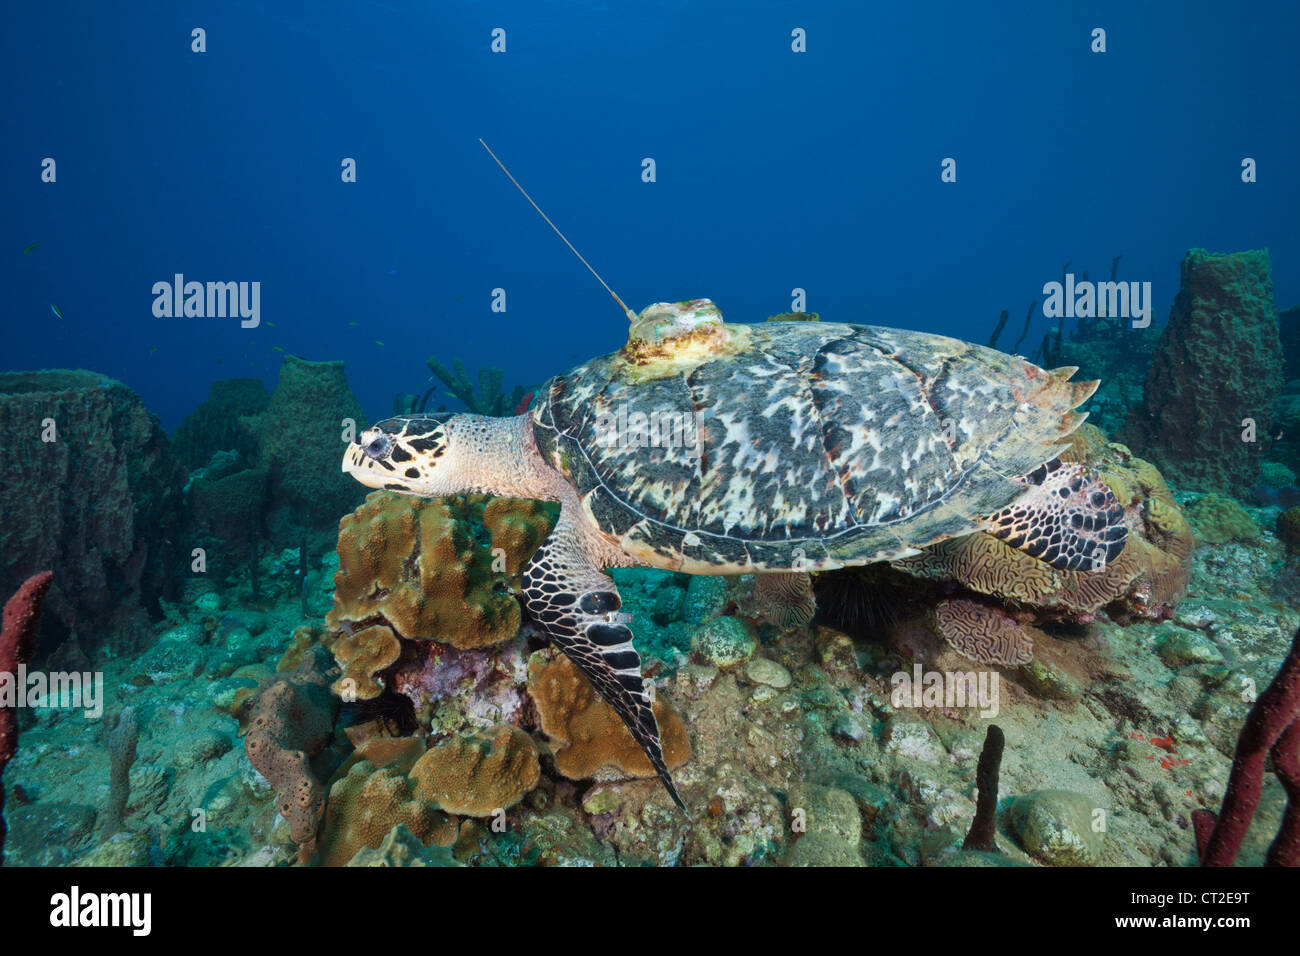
527, 650, 691, 782
1185, 494, 1261, 545
1121, 248, 1282, 493
325, 491, 555, 701
891, 425, 1192, 664
0, 370, 184, 654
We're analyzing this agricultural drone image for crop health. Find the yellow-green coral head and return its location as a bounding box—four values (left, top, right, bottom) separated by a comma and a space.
343, 414, 451, 496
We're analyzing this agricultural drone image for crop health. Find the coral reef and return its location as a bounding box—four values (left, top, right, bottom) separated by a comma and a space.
1193, 625, 1300, 866
170, 377, 269, 471
0, 371, 184, 654
242, 356, 367, 549
0, 571, 52, 864
1121, 248, 1282, 493
325, 492, 554, 698
528, 649, 690, 782
236, 645, 341, 860
317, 736, 455, 867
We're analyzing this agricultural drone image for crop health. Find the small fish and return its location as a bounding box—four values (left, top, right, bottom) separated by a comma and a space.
22, 242, 39, 254
149, 347, 158, 354
374, 339, 384, 346
386, 268, 398, 275
347, 321, 358, 326
272, 345, 285, 352
50, 304, 63, 319
266, 321, 277, 328
457, 293, 467, 301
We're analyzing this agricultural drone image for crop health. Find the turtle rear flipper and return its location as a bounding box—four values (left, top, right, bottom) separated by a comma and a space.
522, 510, 687, 813
985, 459, 1128, 572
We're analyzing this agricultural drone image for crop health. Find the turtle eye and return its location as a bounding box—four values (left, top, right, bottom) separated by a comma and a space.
363, 434, 393, 460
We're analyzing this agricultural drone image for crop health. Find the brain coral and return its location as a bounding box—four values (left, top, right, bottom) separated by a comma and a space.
891, 425, 1192, 663
325, 491, 555, 700
527, 650, 691, 782
409, 724, 540, 817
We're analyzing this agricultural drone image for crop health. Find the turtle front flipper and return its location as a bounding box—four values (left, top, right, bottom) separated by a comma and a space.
522, 510, 687, 813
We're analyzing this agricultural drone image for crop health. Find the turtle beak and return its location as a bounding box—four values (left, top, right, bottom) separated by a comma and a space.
342, 443, 389, 490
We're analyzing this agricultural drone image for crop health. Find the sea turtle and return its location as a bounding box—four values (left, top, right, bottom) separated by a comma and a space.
342, 299, 1127, 810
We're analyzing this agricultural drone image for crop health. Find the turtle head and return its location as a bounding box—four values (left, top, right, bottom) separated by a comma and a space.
343, 414, 456, 496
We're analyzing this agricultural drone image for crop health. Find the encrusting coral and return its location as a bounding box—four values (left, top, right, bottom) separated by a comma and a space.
317, 736, 455, 867
409, 724, 540, 817
890, 424, 1192, 664
527, 650, 690, 782
325, 491, 555, 700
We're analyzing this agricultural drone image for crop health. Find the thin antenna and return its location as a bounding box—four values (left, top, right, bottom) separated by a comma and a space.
479, 138, 637, 322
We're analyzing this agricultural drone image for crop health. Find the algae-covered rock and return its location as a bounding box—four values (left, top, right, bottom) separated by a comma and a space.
1018, 658, 1082, 701
5, 803, 97, 865
691, 616, 757, 668
72, 830, 152, 867
1156, 628, 1227, 669
1009, 789, 1103, 865
744, 657, 792, 689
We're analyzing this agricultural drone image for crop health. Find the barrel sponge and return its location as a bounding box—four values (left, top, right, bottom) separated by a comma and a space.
316, 736, 455, 867
409, 724, 540, 817
327, 492, 555, 650
527, 651, 690, 782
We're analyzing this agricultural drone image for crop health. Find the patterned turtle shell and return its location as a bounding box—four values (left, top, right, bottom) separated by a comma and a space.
530, 304, 1094, 575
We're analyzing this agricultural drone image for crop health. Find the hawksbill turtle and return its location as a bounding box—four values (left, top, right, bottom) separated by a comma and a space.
342, 299, 1127, 810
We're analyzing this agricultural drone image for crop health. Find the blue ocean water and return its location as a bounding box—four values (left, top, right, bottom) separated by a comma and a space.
3, 1, 1297, 428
